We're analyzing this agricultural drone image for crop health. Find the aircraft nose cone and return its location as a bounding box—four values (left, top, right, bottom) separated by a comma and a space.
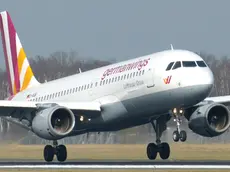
196, 69, 214, 98
206, 69, 214, 87
182, 69, 214, 106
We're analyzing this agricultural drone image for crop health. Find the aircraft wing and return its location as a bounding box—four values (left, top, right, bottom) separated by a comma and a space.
196, 95, 230, 106
0, 100, 101, 118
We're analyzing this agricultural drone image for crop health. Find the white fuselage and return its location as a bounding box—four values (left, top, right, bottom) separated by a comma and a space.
9, 49, 214, 132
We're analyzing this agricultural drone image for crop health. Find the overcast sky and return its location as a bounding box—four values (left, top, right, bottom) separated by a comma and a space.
0, 0, 230, 68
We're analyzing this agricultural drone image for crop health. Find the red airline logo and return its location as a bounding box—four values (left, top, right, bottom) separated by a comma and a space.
163, 76, 172, 84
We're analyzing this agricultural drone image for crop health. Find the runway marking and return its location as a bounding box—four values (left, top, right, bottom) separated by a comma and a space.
0, 165, 230, 169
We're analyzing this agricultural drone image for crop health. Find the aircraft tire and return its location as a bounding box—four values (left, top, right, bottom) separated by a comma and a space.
179, 130, 187, 142
146, 143, 157, 160
172, 130, 180, 142
159, 142, 170, 160
44, 145, 54, 162
56, 145, 67, 162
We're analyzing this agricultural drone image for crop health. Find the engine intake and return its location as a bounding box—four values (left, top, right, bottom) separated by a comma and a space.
32, 106, 75, 140
188, 103, 230, 137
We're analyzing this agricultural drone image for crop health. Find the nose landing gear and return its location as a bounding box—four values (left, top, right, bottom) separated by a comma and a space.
171, 108, 187, 142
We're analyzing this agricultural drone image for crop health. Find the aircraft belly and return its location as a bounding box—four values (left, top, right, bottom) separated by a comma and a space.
121, 84, 209, 119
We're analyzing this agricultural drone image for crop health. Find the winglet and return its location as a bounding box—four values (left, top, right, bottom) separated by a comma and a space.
0, 11, 40, 96
170, 44, 174, 50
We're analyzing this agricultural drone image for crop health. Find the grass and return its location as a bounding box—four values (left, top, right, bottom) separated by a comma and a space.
0, 143, 230, 160
0, 143, 229, 172
0, 170, 229, 172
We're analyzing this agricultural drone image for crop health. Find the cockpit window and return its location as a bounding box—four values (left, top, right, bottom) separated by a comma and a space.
172, 61, 181, 70
182, 61, 197, 67
166, 62, 174, 71
196, 61, 207, 67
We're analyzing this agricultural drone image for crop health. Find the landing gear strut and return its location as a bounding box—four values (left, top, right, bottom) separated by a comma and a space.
43, 141, 67, 162
147, 117, 170, 160
171, 108, 187, 142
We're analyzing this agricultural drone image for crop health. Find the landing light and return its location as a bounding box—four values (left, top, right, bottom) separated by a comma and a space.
173, 108, 177, 114
80, 116, 84, 121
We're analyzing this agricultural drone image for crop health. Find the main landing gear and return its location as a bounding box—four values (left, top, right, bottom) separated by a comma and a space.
43, 141, 67, 162
147, 117, 170, 160
171, 108, 187, 142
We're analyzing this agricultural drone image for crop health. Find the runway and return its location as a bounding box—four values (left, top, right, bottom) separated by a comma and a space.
0, 160, 230, 169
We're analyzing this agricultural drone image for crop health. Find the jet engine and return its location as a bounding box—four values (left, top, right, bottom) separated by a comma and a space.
188, 103, 230, 137
32, 106, 75, 140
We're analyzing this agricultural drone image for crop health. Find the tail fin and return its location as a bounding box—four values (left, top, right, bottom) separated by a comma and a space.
0, 11, 40, 96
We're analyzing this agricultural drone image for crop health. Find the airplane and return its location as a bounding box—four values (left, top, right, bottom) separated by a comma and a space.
0, 10, 230, 162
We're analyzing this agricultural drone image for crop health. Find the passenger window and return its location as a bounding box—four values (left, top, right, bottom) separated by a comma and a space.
196, 61, 207, 67
142, 70, 145, 75
139, 71, 142, 76
182, 61, 196, 67
133, 72, 135, 77
95, 82, 98, 87
118, 76, 120, 81
127, 74, 129, 79
166, 62, 174, 71
172, 61, 181, 70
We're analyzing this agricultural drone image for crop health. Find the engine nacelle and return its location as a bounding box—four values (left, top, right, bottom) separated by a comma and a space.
32, 106, 75, 140
188, 103, 230, 137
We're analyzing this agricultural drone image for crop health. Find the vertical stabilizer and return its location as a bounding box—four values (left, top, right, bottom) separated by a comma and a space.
0, 11, 40, 96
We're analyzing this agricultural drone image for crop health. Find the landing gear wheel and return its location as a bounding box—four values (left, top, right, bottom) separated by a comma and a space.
172, 130, 180, 142
179, 130, 187, 142
147, 143, 157, 160
159, 142, 170, 160
44, 145, 54, 162
56, 145, 67, 162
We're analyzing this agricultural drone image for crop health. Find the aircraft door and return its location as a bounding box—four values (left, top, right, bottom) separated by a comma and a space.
88, 78, 99, 99
146, 68, 155, 88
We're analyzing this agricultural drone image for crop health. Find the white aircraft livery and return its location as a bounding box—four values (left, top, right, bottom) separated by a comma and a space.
0, 11, 230, 162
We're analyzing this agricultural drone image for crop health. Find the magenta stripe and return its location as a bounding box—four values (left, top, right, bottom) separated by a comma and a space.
0, 14, 13, 95
7, 12, 20, 93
